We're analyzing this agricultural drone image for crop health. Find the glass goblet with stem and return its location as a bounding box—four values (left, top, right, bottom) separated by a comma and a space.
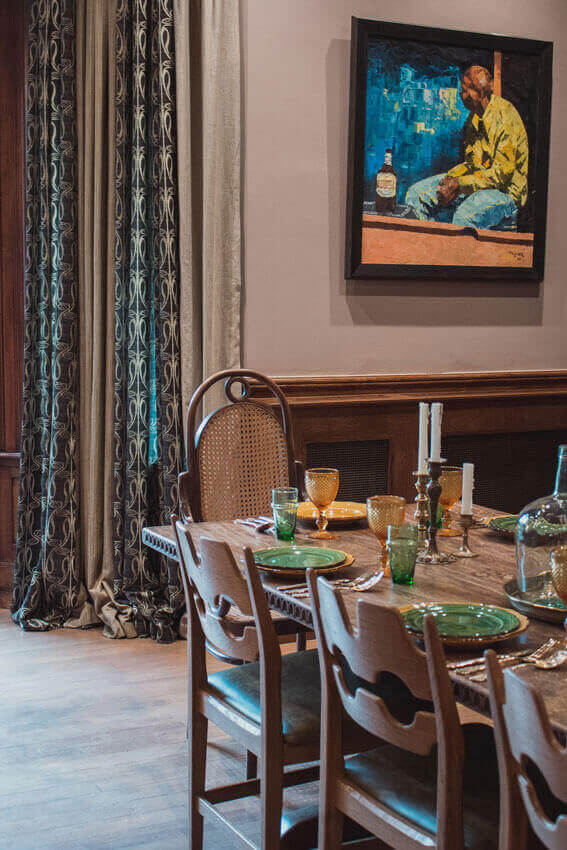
366, 495, 406, 573
438, 466, 463, 537
304, 468, 339, 540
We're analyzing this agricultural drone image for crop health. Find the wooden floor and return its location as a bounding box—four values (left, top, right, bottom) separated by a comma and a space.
0, 610, 319, 849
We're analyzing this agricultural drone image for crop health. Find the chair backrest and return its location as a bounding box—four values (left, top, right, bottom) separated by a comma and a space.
308, 572, 466, 845
173, 517, 262, 663
486, 651, 567, 850
179, 369, 299, 522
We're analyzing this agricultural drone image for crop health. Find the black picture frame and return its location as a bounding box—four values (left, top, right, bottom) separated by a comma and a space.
345, 18, 553, 281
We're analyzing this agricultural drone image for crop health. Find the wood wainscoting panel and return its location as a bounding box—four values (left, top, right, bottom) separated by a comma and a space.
251, 371, 567, 508
0, 453, 19, 608
0, 0, 25, 608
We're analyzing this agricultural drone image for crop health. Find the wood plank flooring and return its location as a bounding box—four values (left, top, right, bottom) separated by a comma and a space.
0, 610, 318, 849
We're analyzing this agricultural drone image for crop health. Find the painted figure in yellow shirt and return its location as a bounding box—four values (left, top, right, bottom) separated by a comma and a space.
405, 65, 529, 231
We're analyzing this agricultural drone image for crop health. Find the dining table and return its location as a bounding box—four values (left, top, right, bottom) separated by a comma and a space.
143, 504, 567, 744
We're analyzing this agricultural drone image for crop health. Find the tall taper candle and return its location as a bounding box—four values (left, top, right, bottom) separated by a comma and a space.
418, 403, 429, 475
461, 462, 474, 514
430, 403, 443, 462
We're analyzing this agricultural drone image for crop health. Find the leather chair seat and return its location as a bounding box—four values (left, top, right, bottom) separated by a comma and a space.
208, 649, 322, 746
208, 652, 438, 749
343, 724, 499, 850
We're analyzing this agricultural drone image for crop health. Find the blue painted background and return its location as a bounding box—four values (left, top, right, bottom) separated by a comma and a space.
364, 39, 493, 207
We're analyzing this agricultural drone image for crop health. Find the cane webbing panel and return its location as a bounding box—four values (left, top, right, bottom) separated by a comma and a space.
305, 440, 389, 503
197, 402, 289, 521
444, 429, 567, 514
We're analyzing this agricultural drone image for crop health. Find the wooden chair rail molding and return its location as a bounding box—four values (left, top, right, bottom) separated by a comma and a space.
250, 370, 567, 505
250, 370, 567, 407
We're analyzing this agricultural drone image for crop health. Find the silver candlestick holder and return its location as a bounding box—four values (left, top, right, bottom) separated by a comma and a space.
417, 458, 457, 565
454, 514, 478, 558
413, 471, 429, 549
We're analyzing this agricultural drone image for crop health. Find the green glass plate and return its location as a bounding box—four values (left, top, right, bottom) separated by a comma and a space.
401, 603, 521, 639
253, 546, 346, 571
488, 515, 517, 539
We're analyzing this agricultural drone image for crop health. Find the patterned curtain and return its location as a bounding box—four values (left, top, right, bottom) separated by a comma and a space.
12, 0, 94, 630
112, 0, 184, 643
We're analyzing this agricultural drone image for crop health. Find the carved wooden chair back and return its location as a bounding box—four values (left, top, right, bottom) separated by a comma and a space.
179, 369, 300, 523
173, 516, 278, 664
173, 516, 324, 850
486, 650, 567, 850
308, 572, 466, 848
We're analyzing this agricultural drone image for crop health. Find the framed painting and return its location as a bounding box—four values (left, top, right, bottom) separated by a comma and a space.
345, 18, 553, 281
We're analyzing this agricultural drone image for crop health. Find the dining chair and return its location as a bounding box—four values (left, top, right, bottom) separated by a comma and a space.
178, 368, 308, 664
179, 368, 303, 524
173, 516, 383, 849
485, 650, 566, 850
307, 570, 501, 850
173, 514, 319, 849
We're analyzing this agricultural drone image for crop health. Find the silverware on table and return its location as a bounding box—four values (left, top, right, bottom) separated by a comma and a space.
447, 638, 557, 673
468, 639, 561, 682
234, 518, 274, 533
280, 570, 384, 597
533, 648, 567, 669
448, 649, 534, 675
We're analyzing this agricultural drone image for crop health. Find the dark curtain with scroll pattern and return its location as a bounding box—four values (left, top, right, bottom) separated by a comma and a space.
12, 0, 91, 630
113, 0, 184, 642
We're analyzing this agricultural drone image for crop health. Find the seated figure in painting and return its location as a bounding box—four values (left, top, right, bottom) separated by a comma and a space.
405, 65, 528, 231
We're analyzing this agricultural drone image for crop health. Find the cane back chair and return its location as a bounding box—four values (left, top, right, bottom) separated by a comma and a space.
179, 369, 308, 666
486, 651, 565, 850
179, 369, 303, 525
308, 571, 501, 850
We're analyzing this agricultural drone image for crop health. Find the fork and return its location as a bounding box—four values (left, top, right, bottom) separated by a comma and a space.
284, 570, 384, 597
532, 647, 567, 669
468, 639, 561, 682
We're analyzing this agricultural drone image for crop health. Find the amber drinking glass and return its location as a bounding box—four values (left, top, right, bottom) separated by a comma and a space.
304, 468, 340, 540
438, 466, 463, 537
366, 495, 406, 572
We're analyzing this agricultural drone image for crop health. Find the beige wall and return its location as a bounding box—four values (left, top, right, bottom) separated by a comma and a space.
242, 0, 567, 377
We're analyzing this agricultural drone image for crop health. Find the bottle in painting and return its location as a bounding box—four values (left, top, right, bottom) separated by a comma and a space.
375, 149, 397, 213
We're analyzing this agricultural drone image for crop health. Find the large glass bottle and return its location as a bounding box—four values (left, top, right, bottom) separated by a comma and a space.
516, 445, 567, 603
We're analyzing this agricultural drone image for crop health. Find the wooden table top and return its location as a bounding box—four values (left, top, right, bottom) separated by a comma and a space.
143, 507, 567, 741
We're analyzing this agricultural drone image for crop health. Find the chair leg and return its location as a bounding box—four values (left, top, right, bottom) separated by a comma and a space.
319, 805, 344, 850
261, 752, 284, 850
188, 710, 208, 849
246, 750, 258, 779
295, 630, 307, 651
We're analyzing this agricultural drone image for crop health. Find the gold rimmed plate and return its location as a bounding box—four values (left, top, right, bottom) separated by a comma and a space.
297, 501, 366, 527
254, 546, 354, 577
399, 602, 529, 648
478, 515, 517, 540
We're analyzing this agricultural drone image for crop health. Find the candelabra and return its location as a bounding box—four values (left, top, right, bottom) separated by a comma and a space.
417, 459, 456, 565
413, 471, 429, 548
454, 514, 478, 558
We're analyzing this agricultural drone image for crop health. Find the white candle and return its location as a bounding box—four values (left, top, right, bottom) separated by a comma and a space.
461, 463, 474, 514
417, 403, 429, 474
430, 403, 443, 462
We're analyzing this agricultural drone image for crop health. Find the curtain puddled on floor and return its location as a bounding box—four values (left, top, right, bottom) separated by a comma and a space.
12, 0, 242, 641
12, 0, 94, 631
112, 0, 184, 641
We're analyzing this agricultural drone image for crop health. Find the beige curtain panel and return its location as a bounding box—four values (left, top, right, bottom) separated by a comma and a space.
175, 0, 242, 418
75, 0, 242, 637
